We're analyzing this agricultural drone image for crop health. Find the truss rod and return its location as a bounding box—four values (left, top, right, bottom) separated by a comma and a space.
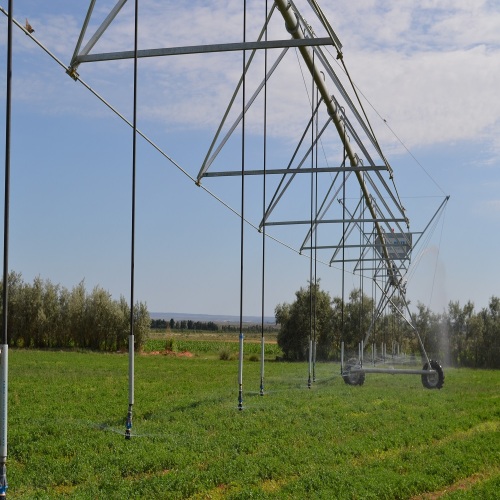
412, 196, 450, 249
198, 48, 296, 179
299, 166, 351, 249
259, 103, 327, 227
69, 0, 129, 76
303, 194, 366, 256
69, 0, 97, 70
331, 258, 395, 263
274, 0, 402, 284
198, 5, 279, 180
265, 217, 406, 226
311, 46, 386, 162
330, 199, 371, 262
303, 243, 380, 250
75, 38, 333, 64
203, 165, 385, 177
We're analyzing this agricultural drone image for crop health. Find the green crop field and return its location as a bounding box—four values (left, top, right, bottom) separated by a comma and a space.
5, 346, 500, 499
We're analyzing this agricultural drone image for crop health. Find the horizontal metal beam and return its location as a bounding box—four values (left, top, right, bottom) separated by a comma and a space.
303, 244, 374, 250
359, 266, 400, 272
302, 243, 402, 251
331, 257, 410, 263
264, 217, 406, 227
349, 367, 436, 375
75, 37, 333, 63
331, 258, 380, 263
202, 166, 386, 177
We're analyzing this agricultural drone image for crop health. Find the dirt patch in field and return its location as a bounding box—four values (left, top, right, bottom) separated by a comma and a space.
143, 350, 194, 358
410, 468, 498, 499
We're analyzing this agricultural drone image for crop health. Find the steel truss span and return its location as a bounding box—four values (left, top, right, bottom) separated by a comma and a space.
66, 1, 449, 385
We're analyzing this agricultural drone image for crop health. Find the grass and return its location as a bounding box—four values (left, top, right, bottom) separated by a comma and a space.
5, 347, 500, 499
144, 333, 282, 358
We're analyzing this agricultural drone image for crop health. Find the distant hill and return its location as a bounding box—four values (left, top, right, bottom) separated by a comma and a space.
150, 312, 276, 325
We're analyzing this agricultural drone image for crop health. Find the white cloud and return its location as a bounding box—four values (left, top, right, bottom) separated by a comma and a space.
3, 0, 500, 164
478, 199, 500, 215
313, 0, 500, 158
348, 44, 500, 151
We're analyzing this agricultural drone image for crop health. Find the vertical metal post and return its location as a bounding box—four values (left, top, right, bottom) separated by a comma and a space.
340, 341, 344, 374
312, 340, 317, 383
125, 0, 139, 440
0, 348, 6, 498
259, 335, 265, 396
259, 0, 268, 399
312, 80, 319, 386
307, 339, 312, 388
238, 332, 244, 409
308, 50, 314, 389
237, 0, 247, 411
1, 0, 13, 495
360, 340, 364, 366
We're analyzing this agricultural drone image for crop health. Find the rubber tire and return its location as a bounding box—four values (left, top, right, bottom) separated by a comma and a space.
421, 360, 444, 389
342, 361, 366, 386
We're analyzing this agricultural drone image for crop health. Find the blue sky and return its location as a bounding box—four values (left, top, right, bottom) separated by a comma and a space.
1, 0, 499, 318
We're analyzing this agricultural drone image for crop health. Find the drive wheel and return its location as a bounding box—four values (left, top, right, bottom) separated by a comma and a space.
421, 360, 444, 389
342, 359, 366, 386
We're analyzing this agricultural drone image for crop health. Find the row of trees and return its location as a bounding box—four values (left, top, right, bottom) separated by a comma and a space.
0, 272, 150, 351
275, 281, 500, 368
151, 318, 220, 331
151, 318, 278, 333
219, 323, 278, 333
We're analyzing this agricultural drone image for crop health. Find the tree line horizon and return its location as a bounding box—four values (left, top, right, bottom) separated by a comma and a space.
275, 281, 500, 369
0, 272, 150, 351
151, 318, 278, 333
1, 273, 499, 368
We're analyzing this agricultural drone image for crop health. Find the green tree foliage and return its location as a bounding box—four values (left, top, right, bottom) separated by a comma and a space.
151, 319, 169, 330
412, 303, 438, 357
276, 284, 380, 361
0, 272, 149, 351
275, 281, 500, 368
169, 320, 219, 332
479, 297, 500, 368
276, 281, 333, 361
443, 298, 500, 369
332, 289, 375, 349
369, 295, 413, 354
447, 300, 475, 366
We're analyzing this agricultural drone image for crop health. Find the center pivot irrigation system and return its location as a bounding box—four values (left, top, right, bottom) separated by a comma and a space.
63, 0, 448, 391
2, 0, 449, 494
190, 1, 448, 393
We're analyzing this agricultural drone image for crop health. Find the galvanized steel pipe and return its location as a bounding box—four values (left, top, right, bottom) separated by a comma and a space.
274, 0, 395, 278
